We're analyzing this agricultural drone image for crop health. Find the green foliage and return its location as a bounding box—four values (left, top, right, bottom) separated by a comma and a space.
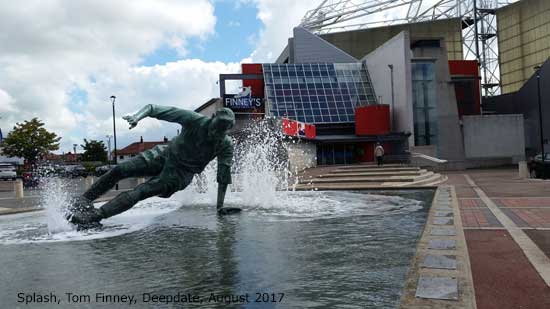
81, 161, 97, 174
80, 139, 108, 162
2, 118, 61, 165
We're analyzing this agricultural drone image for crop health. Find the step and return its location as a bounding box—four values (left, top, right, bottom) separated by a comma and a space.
293, 182, 386, 190
336, 163, 409, 168
390, 173, 443, 187
413, 174, 448, 187
302, 175, 420, 184
321, 170, 425, 178
331, 167, 421, 173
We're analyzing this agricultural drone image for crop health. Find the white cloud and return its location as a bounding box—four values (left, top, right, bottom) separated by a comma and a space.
80, 59, 242, 143
0, 0, 323, 153
0, 0, 217, 152
245, 0, 322, 62
0, 89, 16, 113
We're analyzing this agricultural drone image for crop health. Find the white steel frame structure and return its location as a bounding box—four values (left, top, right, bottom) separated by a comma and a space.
301, 0, 519, 96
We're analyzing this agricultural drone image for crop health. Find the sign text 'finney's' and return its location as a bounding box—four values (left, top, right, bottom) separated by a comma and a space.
224, 96, 263, 109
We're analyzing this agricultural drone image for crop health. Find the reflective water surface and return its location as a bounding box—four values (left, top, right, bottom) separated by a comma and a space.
0, 189, 432, 308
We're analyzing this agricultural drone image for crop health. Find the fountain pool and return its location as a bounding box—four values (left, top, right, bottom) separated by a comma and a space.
0, 188, 432, 308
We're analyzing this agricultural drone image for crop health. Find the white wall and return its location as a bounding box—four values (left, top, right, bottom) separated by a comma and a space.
463, 115, 525, 162
362, 31, 414, 145
287, 140, 317, 173
118, 154, 137, 164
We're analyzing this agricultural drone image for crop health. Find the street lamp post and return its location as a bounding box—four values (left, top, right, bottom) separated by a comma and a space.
388, 64, 395, 132
110, 95, 118, 190
73, 144, 77, 162
105, 135, 113, 163
535, 66, 545, 157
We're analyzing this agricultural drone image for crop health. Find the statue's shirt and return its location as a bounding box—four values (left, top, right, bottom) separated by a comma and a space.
138, 105, 233, 184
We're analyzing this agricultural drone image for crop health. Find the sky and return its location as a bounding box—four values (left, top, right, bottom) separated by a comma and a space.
0, 0, 320, 154
0, 0, 518, 154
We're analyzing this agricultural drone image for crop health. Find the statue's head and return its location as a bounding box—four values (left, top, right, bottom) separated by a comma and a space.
208, 108, 235, 140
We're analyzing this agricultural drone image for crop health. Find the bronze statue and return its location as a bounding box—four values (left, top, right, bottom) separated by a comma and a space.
67, 105, 238, 229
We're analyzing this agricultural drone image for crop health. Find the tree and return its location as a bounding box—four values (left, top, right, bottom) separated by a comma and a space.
2, 118, 61, 165
80, 139, 107, 162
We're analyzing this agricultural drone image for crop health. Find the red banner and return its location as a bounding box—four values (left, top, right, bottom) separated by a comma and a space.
282, 118, 316, 139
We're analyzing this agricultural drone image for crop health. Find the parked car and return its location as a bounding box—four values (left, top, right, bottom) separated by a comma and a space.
22, 171, 40, 188
95, 164, 116, 177
0, 163, 17, 180
35, 164, 64, 178
62, 165, 88, 178
529, 153, 550, 179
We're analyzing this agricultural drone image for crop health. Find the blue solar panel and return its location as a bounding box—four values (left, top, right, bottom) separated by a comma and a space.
263, 63, 377, 124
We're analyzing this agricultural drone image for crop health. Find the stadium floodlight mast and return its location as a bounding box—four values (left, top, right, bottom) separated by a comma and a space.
300, 0, 519, 97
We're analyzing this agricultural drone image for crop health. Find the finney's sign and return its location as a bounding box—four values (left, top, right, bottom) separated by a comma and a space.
223, 86, 263, 110
224, 96, 263, 109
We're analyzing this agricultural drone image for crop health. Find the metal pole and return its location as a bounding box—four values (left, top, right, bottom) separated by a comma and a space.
105, 135, 112, 163
388, 64, 395, 132
535, 67, 545, 156
111, 95, 118, 190
473, 0, 484, 114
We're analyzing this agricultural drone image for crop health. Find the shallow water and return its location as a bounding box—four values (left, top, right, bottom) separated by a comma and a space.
0, 189, 432, 308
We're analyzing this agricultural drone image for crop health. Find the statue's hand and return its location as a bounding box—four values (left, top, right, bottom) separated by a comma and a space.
122, 115, 139, 129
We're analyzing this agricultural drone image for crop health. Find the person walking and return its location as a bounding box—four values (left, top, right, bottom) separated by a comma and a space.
374, 142, 384, 166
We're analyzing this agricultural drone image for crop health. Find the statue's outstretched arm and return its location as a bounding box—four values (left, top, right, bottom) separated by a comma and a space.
123, 104, 201, 129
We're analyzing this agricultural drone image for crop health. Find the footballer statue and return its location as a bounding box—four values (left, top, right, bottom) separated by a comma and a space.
67, 105, 239, 229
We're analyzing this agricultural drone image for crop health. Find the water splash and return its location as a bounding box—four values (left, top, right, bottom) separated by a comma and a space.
190, 117, 291, 207
41, 177, 74, 234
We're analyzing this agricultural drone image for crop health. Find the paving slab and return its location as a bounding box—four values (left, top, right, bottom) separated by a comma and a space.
415, 276, 458, 300
428, 239, 457, 250
434, 210, 453, 217
421, 254, 457, 270
431, 227, 456, 236
433, 217, 454, 225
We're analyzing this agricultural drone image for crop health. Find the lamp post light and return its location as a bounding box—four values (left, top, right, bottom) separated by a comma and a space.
110, 95, 118, 190
534, 66, 545, 157
388, 64, 395, 132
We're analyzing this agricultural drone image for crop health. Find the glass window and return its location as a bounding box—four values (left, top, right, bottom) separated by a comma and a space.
263, 63, 377, 124
412, 61, 438, 147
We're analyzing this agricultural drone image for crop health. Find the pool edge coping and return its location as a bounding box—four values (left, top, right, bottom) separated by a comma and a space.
398, 185, 477, 309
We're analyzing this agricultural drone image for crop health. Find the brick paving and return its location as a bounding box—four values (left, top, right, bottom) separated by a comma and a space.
459, 198, 485, 209
461, 208, 502, 228
494, 197, 550, 208
444, 168, 550, 308
501, 208, 550, 228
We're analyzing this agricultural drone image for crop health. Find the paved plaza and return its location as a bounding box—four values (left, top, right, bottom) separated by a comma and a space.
444, 168, 550, 309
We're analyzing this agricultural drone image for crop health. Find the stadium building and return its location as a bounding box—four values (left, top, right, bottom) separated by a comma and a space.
198, 0, 548, 171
